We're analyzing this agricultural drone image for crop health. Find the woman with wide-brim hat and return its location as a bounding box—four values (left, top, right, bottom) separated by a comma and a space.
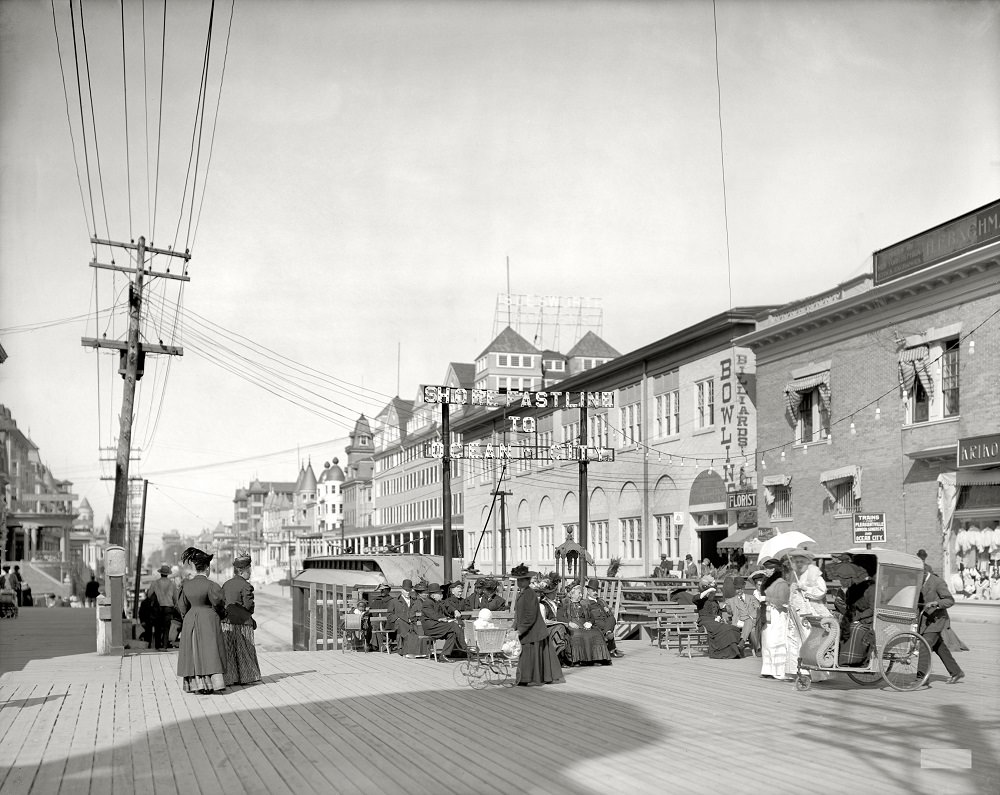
512, 564, 564, 686
176, 547, 228, 694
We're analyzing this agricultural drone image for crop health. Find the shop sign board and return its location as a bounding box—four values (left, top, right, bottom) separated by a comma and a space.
757, 527, 776, 541
957, 433, 1000, 469
873, 199, 1000, 286
727, 490, 757, 510
853, 512, 886, 544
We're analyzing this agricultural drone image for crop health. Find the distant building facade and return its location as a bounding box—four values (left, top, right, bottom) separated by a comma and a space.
1, 404, 79, 563
454, 310, 767, 578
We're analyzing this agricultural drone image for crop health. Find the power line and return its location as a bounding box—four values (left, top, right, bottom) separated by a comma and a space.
76, 0, 113, 245
151, 0, 167, 242
191, 0, 236, 250
49, 0, 93, 237
120, 0, 133, 238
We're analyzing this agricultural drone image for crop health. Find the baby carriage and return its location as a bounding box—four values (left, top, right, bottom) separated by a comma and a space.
0, 588, 18, 619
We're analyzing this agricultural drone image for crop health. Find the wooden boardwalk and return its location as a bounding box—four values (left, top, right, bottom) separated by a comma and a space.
0, 610, 997, 795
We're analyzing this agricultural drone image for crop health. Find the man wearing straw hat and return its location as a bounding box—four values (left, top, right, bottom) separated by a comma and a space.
147, 564, 179, 650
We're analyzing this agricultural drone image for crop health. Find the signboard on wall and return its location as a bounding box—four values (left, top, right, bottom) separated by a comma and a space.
957, 433, 1000, 469
727, 490, 757, 510
853, 512, 886, 544
873, 199, 1000, 286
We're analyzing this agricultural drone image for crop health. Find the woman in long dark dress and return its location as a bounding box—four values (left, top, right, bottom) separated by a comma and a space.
176, 547, 228, 694
512, 565, 564, 686
221, 552, 261, 686
556, 585, 612, 665
693, 575, 744, 659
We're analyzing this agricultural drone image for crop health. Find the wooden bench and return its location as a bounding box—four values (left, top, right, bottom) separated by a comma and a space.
648, 604, 708, 658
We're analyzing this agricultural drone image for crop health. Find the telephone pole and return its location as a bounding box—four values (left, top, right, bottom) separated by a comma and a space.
492, 487, 512, 574
579, 403, 589, 586
82, 235, 190, 651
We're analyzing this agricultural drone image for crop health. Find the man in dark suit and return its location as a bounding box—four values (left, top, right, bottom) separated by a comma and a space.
419, 583, 467, 661
919, 568, 965, 684
725, 578, 760, 652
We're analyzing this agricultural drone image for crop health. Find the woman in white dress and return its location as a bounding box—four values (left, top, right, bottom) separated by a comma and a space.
786, 550, 831, 682
755, 563, 790, 679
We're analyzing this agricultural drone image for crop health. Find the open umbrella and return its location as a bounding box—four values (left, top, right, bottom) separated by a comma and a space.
757, 531, 815, 563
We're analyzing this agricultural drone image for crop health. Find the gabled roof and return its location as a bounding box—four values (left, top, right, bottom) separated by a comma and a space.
540, 349, 567, 361
476, 326, 539, 359
445, 362, 476, 389
377, 396, 414, 421
566, 331, 620, 359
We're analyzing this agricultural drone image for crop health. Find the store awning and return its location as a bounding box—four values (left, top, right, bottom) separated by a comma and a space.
898, 346, 933, 395
956, 468, 1000, 486
784, 371, 830, 419
717, 526, 760, 549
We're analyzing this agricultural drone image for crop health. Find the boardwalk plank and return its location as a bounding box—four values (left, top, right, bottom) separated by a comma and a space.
58, 682, 103, 795
1, 614, 997, 795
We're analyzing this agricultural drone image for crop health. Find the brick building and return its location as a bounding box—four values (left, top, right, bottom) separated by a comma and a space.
740, 200, 1000, 580
452, 308, 770, 579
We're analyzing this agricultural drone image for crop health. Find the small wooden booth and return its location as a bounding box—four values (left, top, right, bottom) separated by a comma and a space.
291, 553, 452, 651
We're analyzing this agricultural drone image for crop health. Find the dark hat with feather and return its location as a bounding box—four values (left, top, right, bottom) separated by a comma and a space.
181, 547, 213, 569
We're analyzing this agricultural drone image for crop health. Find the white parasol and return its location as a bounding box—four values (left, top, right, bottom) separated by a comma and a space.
757, 531, 816, 563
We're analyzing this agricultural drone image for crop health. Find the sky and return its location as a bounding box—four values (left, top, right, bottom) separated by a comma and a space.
1, 0, 998, 549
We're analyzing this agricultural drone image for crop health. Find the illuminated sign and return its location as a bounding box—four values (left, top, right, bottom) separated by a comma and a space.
421, 385, 615, 410
873, 199, 1000, 286
424, 441, 614, 462
958, 433, 1000, 469
853, 513, 886, 544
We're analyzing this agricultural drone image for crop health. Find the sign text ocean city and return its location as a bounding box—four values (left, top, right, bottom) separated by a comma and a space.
424, 440, 615, 462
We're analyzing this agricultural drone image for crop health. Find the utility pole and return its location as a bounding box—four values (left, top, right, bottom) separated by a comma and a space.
441, 402, 453, 582
579, 403, 589, 586
131, 479, 149, 620
82, 235, 190, 652
492, 487, 512, 575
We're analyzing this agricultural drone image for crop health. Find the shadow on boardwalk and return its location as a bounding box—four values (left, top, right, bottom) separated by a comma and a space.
786, 682, 999, 795
1, 686, 662, 795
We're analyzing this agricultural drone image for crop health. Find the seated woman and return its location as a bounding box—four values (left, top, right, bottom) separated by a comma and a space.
556, 585, 612, 666
536, 578, 569, 659
693, 576, 744, 659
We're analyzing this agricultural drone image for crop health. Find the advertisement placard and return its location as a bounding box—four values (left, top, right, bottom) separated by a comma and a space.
853, 512, 886, 544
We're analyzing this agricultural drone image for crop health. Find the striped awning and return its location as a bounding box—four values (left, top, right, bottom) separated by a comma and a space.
784, 371, 830, 420
956, 468, 1000, 486
820, 464, 862, 502
898, 346, 933, 396
762, 475, 791, 506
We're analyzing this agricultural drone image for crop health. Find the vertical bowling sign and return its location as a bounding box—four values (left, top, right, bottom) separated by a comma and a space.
719, 353, 751, 490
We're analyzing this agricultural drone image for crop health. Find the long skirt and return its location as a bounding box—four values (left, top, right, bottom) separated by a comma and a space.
222, 622, 261, 685
177, 606, 227, 693
700, 619, 743, 659
517, 635, 564, 685
565, 627, 612, 665
547, 623, 569, 657
760, 606, 789, 679
396, 622, 424, 656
